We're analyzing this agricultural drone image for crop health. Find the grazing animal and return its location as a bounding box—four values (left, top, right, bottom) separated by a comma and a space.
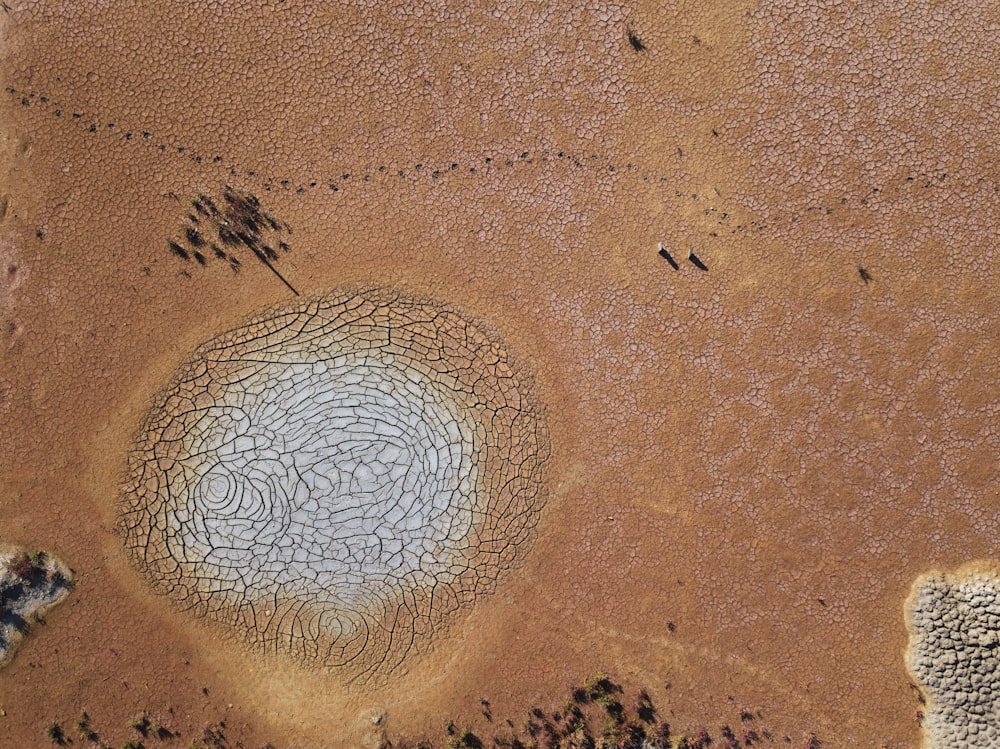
657, 243, 679, 270
688, 249, 708, 271
627, 31, 647, 52
858, 266, 872, 284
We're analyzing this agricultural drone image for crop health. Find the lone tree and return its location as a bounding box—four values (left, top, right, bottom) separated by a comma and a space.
168, 185, 299, 296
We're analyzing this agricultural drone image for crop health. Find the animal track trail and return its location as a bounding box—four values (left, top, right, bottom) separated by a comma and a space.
6, 81, 993, 285
0, 84, 870, 238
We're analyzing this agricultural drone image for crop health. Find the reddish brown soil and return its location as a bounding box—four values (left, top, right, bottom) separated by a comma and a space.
0, 1, 996, 747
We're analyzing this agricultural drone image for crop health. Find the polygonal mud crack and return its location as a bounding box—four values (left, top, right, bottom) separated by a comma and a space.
907, 567, 1000, 748
119, 288, 548, 679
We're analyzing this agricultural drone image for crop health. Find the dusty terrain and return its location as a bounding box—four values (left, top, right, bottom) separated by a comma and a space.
0, 0, 997, 747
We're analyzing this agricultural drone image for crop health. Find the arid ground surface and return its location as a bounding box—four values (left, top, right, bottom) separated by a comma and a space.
0, 1, 997, 747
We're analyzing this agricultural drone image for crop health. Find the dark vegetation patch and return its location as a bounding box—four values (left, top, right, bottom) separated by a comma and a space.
394, 674, 821, 749
41, 673, 821, 749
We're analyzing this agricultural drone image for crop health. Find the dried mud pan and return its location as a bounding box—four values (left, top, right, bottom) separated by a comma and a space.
0, 0, 997, 746
907, 565, 1000, 749
119, 288, 548, 680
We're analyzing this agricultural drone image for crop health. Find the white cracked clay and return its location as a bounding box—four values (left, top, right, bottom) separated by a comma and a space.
120, 288, 548, 678
907, 567, 1000, 748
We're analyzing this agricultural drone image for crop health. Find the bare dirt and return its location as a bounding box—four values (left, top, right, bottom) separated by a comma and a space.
0, 1, 997, 747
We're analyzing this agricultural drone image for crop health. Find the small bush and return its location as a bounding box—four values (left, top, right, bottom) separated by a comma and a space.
652, 721, 671, 748
10, 552, 35, 578
459, 729, 483, 749
127, 714, 150, 735
46, 723, 66, 745
635, 690, 656, 723
585, 673, 612, 698
77, 713, 98, 742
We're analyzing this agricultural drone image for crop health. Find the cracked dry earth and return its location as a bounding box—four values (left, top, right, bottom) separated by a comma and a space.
0, 1, 997, 748
120, 289, 547, 681
907, 566, 1000, 749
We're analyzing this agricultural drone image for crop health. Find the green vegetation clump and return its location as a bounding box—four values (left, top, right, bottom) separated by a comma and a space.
45, 722, 66, 745
77, 711, 99, 742
127, 714, 149, 734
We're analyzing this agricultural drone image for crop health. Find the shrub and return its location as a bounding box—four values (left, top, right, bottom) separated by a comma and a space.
127, 714, 150, 735
46, 723, 66, 745
635, 690, 656, 723
584, 673, 613, 699
10, 552, 35, 578
77, 713, 98, 742
459, 729, 483, 749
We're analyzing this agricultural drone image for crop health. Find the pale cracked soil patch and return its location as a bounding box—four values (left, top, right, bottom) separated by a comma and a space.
907, 564, 1000, 749
119, 287, 548, 683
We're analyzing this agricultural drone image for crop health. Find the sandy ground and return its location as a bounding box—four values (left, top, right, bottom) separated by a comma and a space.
0, 0, 997, 747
